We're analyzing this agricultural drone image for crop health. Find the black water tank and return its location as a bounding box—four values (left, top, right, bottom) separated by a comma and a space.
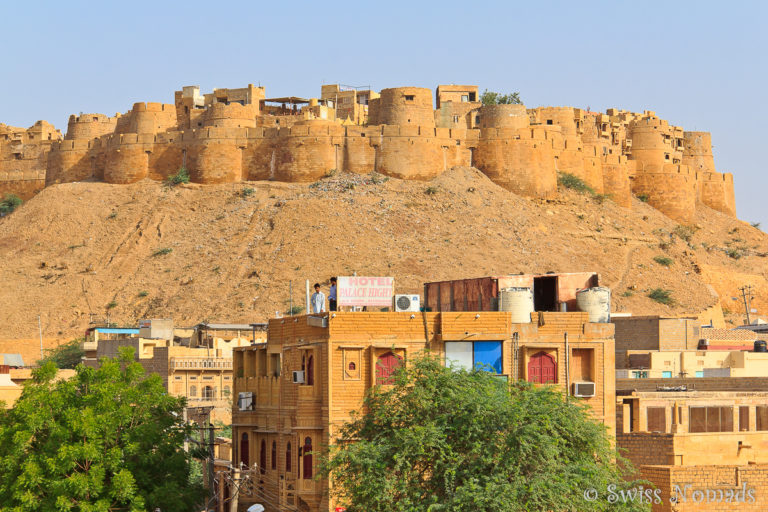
754, 340, 767, 352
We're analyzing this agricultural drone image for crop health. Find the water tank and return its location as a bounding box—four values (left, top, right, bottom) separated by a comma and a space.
754, 340, 767, 353
498, 287, 534, 323
576, 287, 611, 323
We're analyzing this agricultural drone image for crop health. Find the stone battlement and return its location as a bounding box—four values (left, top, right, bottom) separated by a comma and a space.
0, 83, 739, 222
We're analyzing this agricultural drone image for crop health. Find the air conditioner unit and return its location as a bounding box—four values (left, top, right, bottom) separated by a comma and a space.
237, 392, 253, 411
292, 370, 305, 384
572, 381, 596, 398
394, 294, 420, 312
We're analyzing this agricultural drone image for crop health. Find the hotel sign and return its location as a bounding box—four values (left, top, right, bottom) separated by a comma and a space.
337, 276, 394, 307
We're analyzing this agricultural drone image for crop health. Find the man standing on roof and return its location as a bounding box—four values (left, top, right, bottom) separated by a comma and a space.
329, 277, 337, 312
310, 283, 326, 314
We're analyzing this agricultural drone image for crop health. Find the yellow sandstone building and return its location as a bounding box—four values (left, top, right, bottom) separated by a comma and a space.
231, 310, 615, 511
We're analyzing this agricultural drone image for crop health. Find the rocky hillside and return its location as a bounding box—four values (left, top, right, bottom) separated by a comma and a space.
1, 167, 766, 350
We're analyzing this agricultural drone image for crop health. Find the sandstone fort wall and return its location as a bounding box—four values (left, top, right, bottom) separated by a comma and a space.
0, 84, 740, 224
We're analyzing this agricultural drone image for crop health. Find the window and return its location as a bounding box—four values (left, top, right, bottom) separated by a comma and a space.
270, 353, 281, 377
303, 354, 314, 385
546, 120, 553, 125
740, 406, 750, 431
203, 386, 213, 399
695, 370, 704, 378
260, 440, 266, 474
662, 371, 672, 378
189, 385, 197, 397
689, 406, 733, 433
271, 441, 277, 470
461, 95, 469, 102
528, 351, 556, 384
286, 442, 292, 472
632, 371, 648, 379
445, 341, 502, 374
405, 95, 415, 101
376, 351, 403, 385
757, 406, 768, 431
348, 362, 356, 371
240, 433, 249, 467
302, 437, 313, 479
647, 407, 666, 432
453, 115, 460, 123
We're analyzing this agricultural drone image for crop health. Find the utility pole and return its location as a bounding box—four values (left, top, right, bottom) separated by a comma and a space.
739, 285, 754, 325
37, 315, 43, 359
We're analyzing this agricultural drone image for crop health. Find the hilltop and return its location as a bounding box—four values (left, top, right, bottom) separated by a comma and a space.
0, 167, 766, 353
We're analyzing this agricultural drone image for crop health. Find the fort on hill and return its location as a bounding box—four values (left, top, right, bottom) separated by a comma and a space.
0, 83, 735, 224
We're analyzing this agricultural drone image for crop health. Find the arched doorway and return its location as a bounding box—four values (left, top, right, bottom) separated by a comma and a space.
376, 351, 402, 385
528, 352, 557, 384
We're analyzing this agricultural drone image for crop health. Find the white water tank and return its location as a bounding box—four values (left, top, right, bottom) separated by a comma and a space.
576, 287, 611, 323
498, 287, 534, 323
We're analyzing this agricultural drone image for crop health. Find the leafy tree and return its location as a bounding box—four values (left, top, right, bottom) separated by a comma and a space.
480, 89, 523, 105
0, 349, 204, 511
37, 337, 85, 369
321, 354, 648, 512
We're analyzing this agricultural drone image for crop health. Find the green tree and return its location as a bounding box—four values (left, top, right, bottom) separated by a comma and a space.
37, 337, 85, 369
321, 354, 648, 512
480, 89, 523, 105
0, 349, 204, 511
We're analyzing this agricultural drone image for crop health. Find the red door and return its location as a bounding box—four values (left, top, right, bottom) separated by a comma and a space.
376, 352, 402, 385
528, 352, 557, 384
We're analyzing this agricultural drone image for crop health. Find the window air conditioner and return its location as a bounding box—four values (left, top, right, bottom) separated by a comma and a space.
394, 294, 420, 312
572, 382, 595, 398
292, 370, 305, 384
237, 391, 253, 411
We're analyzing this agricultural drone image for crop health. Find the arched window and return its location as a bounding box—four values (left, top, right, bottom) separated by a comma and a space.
302, 437, 313, 479
203, 386, 213, 399
286, 442, 292, 472
376, 351, 402, 385
306, 355, 314, 386
271, 440, 277, 470
528, 351, 557, 384
260, 439, 266, 474
239, 433, 249, 467
189, 385, 197, 397
348, 362, 356, 371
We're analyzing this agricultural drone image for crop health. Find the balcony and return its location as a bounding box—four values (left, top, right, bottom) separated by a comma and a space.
170, 357, 232, 370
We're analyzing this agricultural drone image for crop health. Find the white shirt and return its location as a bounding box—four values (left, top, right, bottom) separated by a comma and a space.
310, 291, 326, 313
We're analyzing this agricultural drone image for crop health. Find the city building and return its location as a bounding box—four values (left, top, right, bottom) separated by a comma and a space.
617, 377, 768, 511
232, 309, 615, 511
89, 319, 266, 423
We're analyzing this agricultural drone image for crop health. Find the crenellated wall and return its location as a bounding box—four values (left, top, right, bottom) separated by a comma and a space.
0, 84, 742, 224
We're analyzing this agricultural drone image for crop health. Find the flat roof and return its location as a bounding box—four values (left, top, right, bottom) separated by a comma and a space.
95, 327, 140, 334
197, 322, 267, 331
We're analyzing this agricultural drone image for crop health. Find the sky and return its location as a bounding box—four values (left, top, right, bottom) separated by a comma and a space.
1, 1, 766, 227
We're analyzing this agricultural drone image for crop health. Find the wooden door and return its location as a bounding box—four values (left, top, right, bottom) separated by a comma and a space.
528, 351, 556, 384
376, 352, 402, 385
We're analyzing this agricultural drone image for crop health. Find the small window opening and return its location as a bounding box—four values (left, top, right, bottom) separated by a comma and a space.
405, 95, 415, 101
546, 120, 553, 125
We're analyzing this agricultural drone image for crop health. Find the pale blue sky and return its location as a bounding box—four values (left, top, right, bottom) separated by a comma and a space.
1, 1, 765, 226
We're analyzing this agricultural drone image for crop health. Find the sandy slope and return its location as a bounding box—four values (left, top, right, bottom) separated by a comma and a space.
1, 167, 766, 347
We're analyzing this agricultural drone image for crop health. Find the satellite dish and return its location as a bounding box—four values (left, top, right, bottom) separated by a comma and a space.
247, 506, 265, 512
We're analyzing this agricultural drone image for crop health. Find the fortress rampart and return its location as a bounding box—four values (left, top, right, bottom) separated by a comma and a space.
0, 83, 739, 223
